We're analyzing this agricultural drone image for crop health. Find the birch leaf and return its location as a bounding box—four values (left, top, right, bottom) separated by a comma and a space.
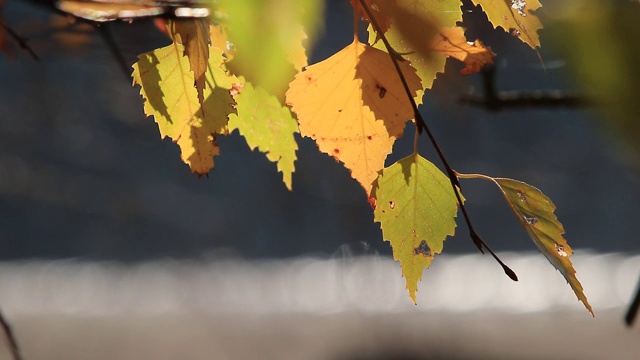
464, 174, 594, 316
229, 82, 299, 190
132, 43, 237, 175
168, 19, 210, 106
286, 39, 421, 195
471, 0, 543, 48
371, 153, 460, 302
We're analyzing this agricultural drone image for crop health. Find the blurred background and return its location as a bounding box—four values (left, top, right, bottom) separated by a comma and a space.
0, 0, 639, 359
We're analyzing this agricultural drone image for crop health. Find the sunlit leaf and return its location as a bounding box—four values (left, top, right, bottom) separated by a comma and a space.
210, 23, 235, 59
168, 19, 210, 106
132, 42, 238, 175
368, 0, 463, 98
372, 153, 460, 302
286, 39, 421, 195
229, 82, 298, 190
431, 26, 495, 75
471, 0, 543, 49
463, 174, 593, 315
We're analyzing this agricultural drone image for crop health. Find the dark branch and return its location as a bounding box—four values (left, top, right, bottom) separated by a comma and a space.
0, 309, 22, 360
359, 0, 517, 281
0, 21, 40, 61
95, 24, 131, 79
460, 65, 590, 111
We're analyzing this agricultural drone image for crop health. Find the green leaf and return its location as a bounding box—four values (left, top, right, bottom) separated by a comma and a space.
131, 42, 238, 175
228, 82, 299, 190
469, 175, 594, 316
371, 153, 460, 303
217, 0, 324, 97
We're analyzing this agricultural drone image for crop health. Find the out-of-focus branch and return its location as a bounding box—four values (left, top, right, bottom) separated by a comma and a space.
0, 309, 22, 360
459, 65, 590, 111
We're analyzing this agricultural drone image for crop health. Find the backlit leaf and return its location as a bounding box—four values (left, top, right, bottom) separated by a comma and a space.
368, 0, 463, 98
168, 19, 210, 107
431, 26, 495, 75
132, 42, 238, 175
286, 39, 421, 195
229, 82, 299, 190
371, 153, 460, 302
471, 0, 543, 49
473, 175, 594, 315
210, 23, 235, 59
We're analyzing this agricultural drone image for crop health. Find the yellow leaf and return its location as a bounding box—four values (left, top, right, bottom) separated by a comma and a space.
229, 82, 299, 190
461, 173, 594, 316
286, 39, 421, 195
368, 0, 463, 97
132, 43, 238, 175
168, 19, 211, 106
210, 23, 235, 59
432, 26, 495, 75
471, 0, 543, 49
372, 153, 460, 302
287, 25, 309, 71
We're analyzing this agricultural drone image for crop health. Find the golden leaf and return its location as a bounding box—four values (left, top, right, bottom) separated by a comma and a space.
286, 39, 421, 195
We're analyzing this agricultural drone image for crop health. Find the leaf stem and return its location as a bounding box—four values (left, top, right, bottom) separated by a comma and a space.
359, 0, 517, 281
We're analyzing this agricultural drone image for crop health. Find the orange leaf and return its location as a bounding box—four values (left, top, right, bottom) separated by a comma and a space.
286, 39, 421, 195
431, 26, 495, 75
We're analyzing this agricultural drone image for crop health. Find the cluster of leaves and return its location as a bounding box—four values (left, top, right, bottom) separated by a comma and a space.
35, 0, 589, 314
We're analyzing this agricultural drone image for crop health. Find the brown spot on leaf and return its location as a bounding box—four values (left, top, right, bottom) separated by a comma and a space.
413, 240, 430, 257
375, 83, 387, 98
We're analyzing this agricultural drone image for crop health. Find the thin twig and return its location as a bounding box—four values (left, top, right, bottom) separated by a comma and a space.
0, 309, 22, 360
95, 24, 130, 79
359, 0, 517, 281
0, 20, 40, 61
